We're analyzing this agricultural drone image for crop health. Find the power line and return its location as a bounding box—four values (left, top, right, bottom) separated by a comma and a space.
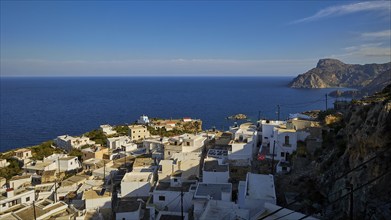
335, 147, 391, 181
297, 169, 391, 220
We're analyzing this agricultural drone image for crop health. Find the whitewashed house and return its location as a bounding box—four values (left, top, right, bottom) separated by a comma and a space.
119, 171, 154, 198
54, 135, 95, 151
115, 198, 146, 220
0, 188, 35, 213
100, 124, 117, 136
199, 200, 249, 220
9, 175, 32, 190
202, 159, 229, 183
269, 125, 298, 161
34, 182, 56, 200
107, 136, 132, 150
43, 154, 81, 172
158, 152, 201, 182
150, 181, 196, 214
23, 160, 57, 175
193, 182, 232, 219
228, 123, 258, 164
83, 189, 112, 210
143, 137, 167, 160
13, 148, 32, 161
238, 173, 277, 219
0, 200, 70, 219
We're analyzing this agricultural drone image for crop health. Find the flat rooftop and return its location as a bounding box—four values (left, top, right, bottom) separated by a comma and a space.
195, 183, 232, 200
155, 181, 195, 192
133, 157, 155, 168
122, 172, 152, 182
10, 175, 31, 181
115, 197, 148, 213
247, 173, 276, 201
207, 149, 228, 158
203, 160, 228, 172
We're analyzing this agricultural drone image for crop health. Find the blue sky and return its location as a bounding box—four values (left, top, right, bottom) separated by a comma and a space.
1, 1, 390, 76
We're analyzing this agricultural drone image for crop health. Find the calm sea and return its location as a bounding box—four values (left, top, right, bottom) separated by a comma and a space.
0, 77, 337, 152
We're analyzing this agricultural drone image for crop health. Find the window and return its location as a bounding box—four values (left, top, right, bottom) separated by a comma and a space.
281, 152, 285, 157
133, 131, 135, 133
174, 179, 178, 182
159, 196, 165, 201
26, 197, 30, 202
282, 167, 287, 171
284, 136, 290, 145
2, 203, 6, 207
70, 162, 73, 165
264, 137, 268, 140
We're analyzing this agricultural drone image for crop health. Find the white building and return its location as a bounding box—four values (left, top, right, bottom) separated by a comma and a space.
133, 158, 157, 173
13, 148, 32, 161
180, 134, 207, 153
115, 198, 145, 220
238, 173, 277, 219
100, 124, 117, 136
34, 182, 56, 200
269, 125, 298, 161
158, 152, 201, 182
0, 159, 9, 168
83, 189, 112, 210
202, 159, 229, 183
199, 200, 249, 220
54, 135, 95, 151
228, 123, 258, 164
9, 175, 32, 190
23, 160, 57, 175
193, 183, 232, 219
137, 115, 150, 124
119, 171, 154, 198
0, 188, 35, 213
143, 137, 167, 160
151, 181, 196, 214
0, 200, 70, 220
43, 154, 81, 172
260, 120, 285, 146
107, 136, 132, 150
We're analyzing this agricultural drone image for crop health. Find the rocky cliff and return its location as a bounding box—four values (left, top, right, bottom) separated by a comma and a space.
289, 59, 391, 95
317, 85, 391, 219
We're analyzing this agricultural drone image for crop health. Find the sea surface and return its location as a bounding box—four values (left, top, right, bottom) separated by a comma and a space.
0, 77, 339, 152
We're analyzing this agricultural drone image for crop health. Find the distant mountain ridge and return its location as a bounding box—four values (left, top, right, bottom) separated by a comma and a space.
289, 59, 391, 95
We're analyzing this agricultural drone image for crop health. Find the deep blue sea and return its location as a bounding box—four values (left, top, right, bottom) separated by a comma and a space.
0, 77, 338, 152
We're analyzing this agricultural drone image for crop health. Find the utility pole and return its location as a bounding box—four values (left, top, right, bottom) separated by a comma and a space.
33, 201, 37, 220
325, 94, 328, 110
277, 105, 280, 121
181, 187, 184, 220
271, 140, 276, 175
54, 179, 57, 203
57, 158, 60, 174
103, 160, 106, 186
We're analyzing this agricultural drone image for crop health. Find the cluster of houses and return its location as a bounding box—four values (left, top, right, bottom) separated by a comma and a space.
0, 115, 321, 220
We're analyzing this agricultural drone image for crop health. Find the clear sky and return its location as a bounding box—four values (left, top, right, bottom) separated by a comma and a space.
1, 0, 390, 76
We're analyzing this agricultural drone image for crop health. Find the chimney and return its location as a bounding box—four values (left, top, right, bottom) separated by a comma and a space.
6, 188, 14, 198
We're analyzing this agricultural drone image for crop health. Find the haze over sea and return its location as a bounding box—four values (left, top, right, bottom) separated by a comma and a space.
0, 76, 338, 152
